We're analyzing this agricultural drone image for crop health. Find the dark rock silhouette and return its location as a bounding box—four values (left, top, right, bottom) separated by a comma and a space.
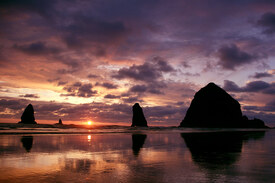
131, 103, 148, 127
18, 104, 37, 124
21, 136, 33, 152
181, 131, 266, 170
242, 117, 267, 128
180, 82, 268, 128
58, 119, 63, 125
132, 134, 147, 156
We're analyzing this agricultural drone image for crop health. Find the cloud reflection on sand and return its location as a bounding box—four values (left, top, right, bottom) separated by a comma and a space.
0, 130, 274, 183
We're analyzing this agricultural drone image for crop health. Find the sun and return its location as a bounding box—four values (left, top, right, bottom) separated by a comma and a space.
87, 121, 92, 125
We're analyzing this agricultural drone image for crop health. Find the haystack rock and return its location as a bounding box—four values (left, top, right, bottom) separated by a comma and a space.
181, 131, 266, 169
179, 82, 268, 128
19, 104, 37, 124
131, 103, 148, 127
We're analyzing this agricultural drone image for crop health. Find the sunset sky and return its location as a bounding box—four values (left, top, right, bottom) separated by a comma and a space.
0, 0, 274, 126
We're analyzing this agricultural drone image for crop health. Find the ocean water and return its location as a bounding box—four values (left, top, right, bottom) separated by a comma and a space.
0, 127, 274, 183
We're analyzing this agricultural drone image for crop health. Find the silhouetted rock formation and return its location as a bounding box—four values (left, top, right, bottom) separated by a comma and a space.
21, 136, 33, 152
180, 82, 268, 128
132, 134, 147, 156
59, 119, 63, 125
181, 131, 266, 170
18, 104, 37, 124
131, 103, 148, 127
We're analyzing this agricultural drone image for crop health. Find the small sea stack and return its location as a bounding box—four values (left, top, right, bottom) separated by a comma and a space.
131, 103, 148, 127
19, 104, 37, 124
58, 119, 63, 125
179, 82, 268, 128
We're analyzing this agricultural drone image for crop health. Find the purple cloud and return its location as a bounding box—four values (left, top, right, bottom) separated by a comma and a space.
250, 72, 273, 79
95, 82, 118, 89
62, 82, 97, 98
19, 94, 40, 98
129, 85, 147, 93
114, 57, 174, 83
223, 80, 275, 94
257, 12, 275, 35
217, 44, 258, 70
13, 41, 60, 55
87, 74, 98, 78
104, 94, 120, 99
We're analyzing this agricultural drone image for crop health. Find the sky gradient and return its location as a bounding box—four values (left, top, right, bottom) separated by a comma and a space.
0, 0, 274, 126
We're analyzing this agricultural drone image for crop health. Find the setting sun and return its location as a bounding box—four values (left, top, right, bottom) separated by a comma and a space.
87, 121, 92, 125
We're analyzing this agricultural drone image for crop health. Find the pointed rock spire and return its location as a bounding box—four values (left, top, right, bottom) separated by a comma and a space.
58, 119, 63, 125
19, 104, 37, 124
131, 103, 148, 127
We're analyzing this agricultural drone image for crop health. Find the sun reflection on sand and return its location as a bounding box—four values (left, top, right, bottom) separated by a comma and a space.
87, 135, 91, 142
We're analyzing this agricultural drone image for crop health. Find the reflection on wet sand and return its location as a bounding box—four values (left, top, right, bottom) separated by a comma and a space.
0, 130, 273, 183
181, 131, 266, 170
132, 134, 147, 156
21, 136, 33, 152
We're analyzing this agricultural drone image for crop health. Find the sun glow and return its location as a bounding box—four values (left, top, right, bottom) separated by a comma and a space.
87, 121, 92, 125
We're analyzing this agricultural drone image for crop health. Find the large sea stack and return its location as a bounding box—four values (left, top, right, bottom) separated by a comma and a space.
179, 82, 268, 128
131, 103, 148, 127
19, 104, 37, 124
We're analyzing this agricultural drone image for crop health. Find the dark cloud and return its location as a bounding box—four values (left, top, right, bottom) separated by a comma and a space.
114, 57, 174, 83
57, 81, 68, 86
122, 96, 143, 104
95, 82, 118, 89
113, 57, 173, 94
243, 81, 270, 92
223, 80, 242, 92
0, 98, 26, 111
217, 44, 258, 70
129, 83, 165, 94
57, 68, 79, 74
152, 56, 174, 72
257, 12, 275, 34
0, 0, 57, 19
104, 94, 120, 99
181, 72, 200, 77
62, 82, 97, 98
13, 42, 60, 55
47, 77, 61, 83
129, 85, 147, 93
35, 102, 65, 114
250, 72, 273, 79
223, 80, 275, 94
63, 14, 128, 48
87, 74, 98, 78
13, 41, 83, 73
181, 61, 191, 68
176, 101, 184, 106
19, 94, 40, 98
